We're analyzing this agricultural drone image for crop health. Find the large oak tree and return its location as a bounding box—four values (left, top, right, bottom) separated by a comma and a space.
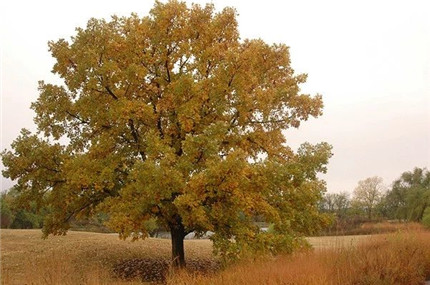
2, 1, 332, 267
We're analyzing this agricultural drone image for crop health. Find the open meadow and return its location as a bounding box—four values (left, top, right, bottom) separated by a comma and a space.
0, 229, 214, 284
0, 229, 365, 284
2, 225, 430, 284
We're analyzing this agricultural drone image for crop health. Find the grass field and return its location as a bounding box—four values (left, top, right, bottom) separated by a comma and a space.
1, 227, 429, 284
168, 227, 430, 285
0, 230, 213, 284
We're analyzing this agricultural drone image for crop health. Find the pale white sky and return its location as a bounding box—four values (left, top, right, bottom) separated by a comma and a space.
1, 0, 429, 193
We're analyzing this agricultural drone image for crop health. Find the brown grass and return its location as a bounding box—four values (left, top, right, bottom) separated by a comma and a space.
345, 221, 424, 236
168, 228, 430, 285
0, 230, 212, 284
1, 227, 430, 285
321, 220, 425, 236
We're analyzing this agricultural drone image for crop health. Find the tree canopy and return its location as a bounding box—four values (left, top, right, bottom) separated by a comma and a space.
1, 0, 332, 267
320, 192, 350, 218
352, 176, 385, 220
385, 167, 430, 222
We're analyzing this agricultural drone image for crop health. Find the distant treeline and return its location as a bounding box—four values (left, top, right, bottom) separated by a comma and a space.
1, 187, 45, 229
319, 167, 430, 235
0, 187, 162, 234
0, 187, 111, 232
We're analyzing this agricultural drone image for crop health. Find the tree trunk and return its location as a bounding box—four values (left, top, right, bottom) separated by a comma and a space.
170, 218, 186, 268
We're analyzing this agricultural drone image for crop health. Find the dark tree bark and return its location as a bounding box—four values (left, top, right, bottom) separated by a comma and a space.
169, 216, 186, 268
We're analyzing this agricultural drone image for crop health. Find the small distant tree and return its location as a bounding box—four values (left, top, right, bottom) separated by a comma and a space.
374, 192, 392, 219
1, 0, 332, 267
320, 192, 350, 218
332, 192, 350, 218
352, 176, 385, 220
320, 193, 336, 213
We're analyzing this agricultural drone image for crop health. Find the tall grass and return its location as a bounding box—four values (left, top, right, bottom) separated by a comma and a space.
320, 220, 424, 236
3, 251, 153, 285
2, 227, 429, 284
168, 229, 430, 285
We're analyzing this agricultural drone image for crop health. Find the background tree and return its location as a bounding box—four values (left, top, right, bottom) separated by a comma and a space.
320, 193, 336, 213
385, 167, 430, 222
352, 176, 385, 220
0, 191, 15, 228
320, 192, 350, 218
422, 207, 430, 229
0, 187, 48, 229
1, 0, 331, 267
332, 192, 350, 218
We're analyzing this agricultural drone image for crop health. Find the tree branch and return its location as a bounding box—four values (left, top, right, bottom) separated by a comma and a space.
248, 118, 289, 124
41, 165, 60, 173
65, 111, 89, 124
128, 119, 146, 161
179, 56, 190, 74
247, 137, 268, 152
165, 59, 171, 82
105, 86, 118, 100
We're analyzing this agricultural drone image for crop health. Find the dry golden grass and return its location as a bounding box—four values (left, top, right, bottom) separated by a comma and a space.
345, 221, 425, 236
321, 220, 425, 236
2, 227, 430, 284
306, 234, 369, 249
0, 230, 212, 284
168, 228, 430, 285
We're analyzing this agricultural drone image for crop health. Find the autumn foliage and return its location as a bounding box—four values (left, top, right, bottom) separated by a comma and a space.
1, 0, 331, 267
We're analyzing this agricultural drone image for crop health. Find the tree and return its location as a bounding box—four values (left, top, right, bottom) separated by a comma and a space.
320, 193, 336, 213
352, 176, 385, 220
332, 192, 350, 218
320, 192, 350, 218
1, 192, 15, 228
422, 207, 430, 229
0, 187, 47, 229
385, 167, 430, 222
1, 0, 332, 267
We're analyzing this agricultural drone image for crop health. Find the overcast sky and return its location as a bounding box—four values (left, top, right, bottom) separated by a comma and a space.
1, 0, 429, 193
